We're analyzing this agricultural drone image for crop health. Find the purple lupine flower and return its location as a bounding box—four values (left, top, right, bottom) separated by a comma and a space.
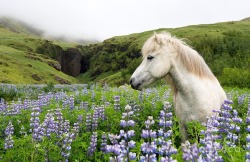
238, 94, 246, 105
83, 102, 89, 111
119, 105, 137, 161
140, 153, 157, 162
129, 152, 136, 160
158, 140, 177, 156
109, 105, 136, 161
30, 106, 40, 130
215, 100, 242, 147
72, 122, 80, 139
138, 91, 144, 102
160, 157, 177, 162
38, 94, 44, 109
4, 135, 14, 150
30, 106, 44, 141
4, 121, 14, 149
182, 141, 200, 161
5, 121, 14, 136
140, 116, 158, 161
114, 96, 120, 110
42, 111, 56, 138
77, 115, 83, 123
82, 85, 88, 95
99, 105, 106, 120
199, 115, 223, 162
106, 134, 123, 161
32, 125, 44, 142
157, 102, 177, 160
61, 132, 74, 161
54, 108, 63, 136
69, 95, 74, 110
62, 120, 70, 133
87, 132, 98, 156
92, 108, 99, 131
101, 133, 107, 153
86, 113, 92, 132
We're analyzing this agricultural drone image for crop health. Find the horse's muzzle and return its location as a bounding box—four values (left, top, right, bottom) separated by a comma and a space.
129, 78, 141, 90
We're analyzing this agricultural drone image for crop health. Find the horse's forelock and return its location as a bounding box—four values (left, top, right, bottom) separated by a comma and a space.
142, 37, 160, 57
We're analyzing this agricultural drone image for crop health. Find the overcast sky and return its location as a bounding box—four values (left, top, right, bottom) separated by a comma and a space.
0, 0, 249, 41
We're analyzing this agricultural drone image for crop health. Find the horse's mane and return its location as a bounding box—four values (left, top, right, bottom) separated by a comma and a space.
142, 32, 215, 79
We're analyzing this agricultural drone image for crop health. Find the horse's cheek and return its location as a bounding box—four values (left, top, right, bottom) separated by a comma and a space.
152, 60, 169, 78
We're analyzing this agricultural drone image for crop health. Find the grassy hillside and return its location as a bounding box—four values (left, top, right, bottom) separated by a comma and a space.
0, 18, 78, 84
78, 18, 250, 87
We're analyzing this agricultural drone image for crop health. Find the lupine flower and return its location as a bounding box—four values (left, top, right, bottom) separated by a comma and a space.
72, 122, 80, 139
69, 95, 74, 110
61, 132, 74, 162
92, 108, 99, 131
54, 108, 63, 136
83, 102, 89, 111
79, 101, 84, 110
86, 113, 92, 132
199, 115, 223, 162
62, 120, 70, 133
215, 100, 242, 147
106, 134, 123, 161
32, 125, 44, 142
182, 141, 199, 161
138, 91, 144, 102
82, 85, 88, 95
114, 96, 120, 110
4, 135, 14, 150
30, 106, 44, 141
77, 115, 83, 123
88, 132, 98, 156
5, 121, 14, 136
99, 105, 106, 120
101, 133, 107, 153
42, 111, 56, 138
238, 94, 246, 105
140, 154, 157, 162
157, 102, 177, 160
4, 121, 14, 149
140, 116, 157, 161
109, 105, 136, 161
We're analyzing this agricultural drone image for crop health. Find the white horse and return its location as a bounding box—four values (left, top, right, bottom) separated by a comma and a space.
130, 32, 226, 141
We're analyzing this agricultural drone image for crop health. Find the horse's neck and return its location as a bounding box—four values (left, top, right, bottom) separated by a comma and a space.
165, 61, 195, 98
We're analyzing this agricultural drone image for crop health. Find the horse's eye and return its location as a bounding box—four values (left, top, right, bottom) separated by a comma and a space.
147, 55, 154, 60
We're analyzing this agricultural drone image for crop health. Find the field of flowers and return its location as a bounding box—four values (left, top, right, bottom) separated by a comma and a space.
0, 83, 249, 162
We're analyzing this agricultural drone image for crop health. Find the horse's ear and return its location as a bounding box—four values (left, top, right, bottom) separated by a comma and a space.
154, 32, 161, 44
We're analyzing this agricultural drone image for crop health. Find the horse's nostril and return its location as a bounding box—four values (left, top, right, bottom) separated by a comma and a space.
130, 78, 134, 84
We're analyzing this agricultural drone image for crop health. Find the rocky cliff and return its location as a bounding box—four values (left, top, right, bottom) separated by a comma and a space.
57, 48, 83, 77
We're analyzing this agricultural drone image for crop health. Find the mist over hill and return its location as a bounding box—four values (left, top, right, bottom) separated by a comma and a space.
0, 17, 98, 44
0, 17, 44, 36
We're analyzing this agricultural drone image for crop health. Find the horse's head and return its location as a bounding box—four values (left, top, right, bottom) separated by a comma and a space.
130, 33, 175, 90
